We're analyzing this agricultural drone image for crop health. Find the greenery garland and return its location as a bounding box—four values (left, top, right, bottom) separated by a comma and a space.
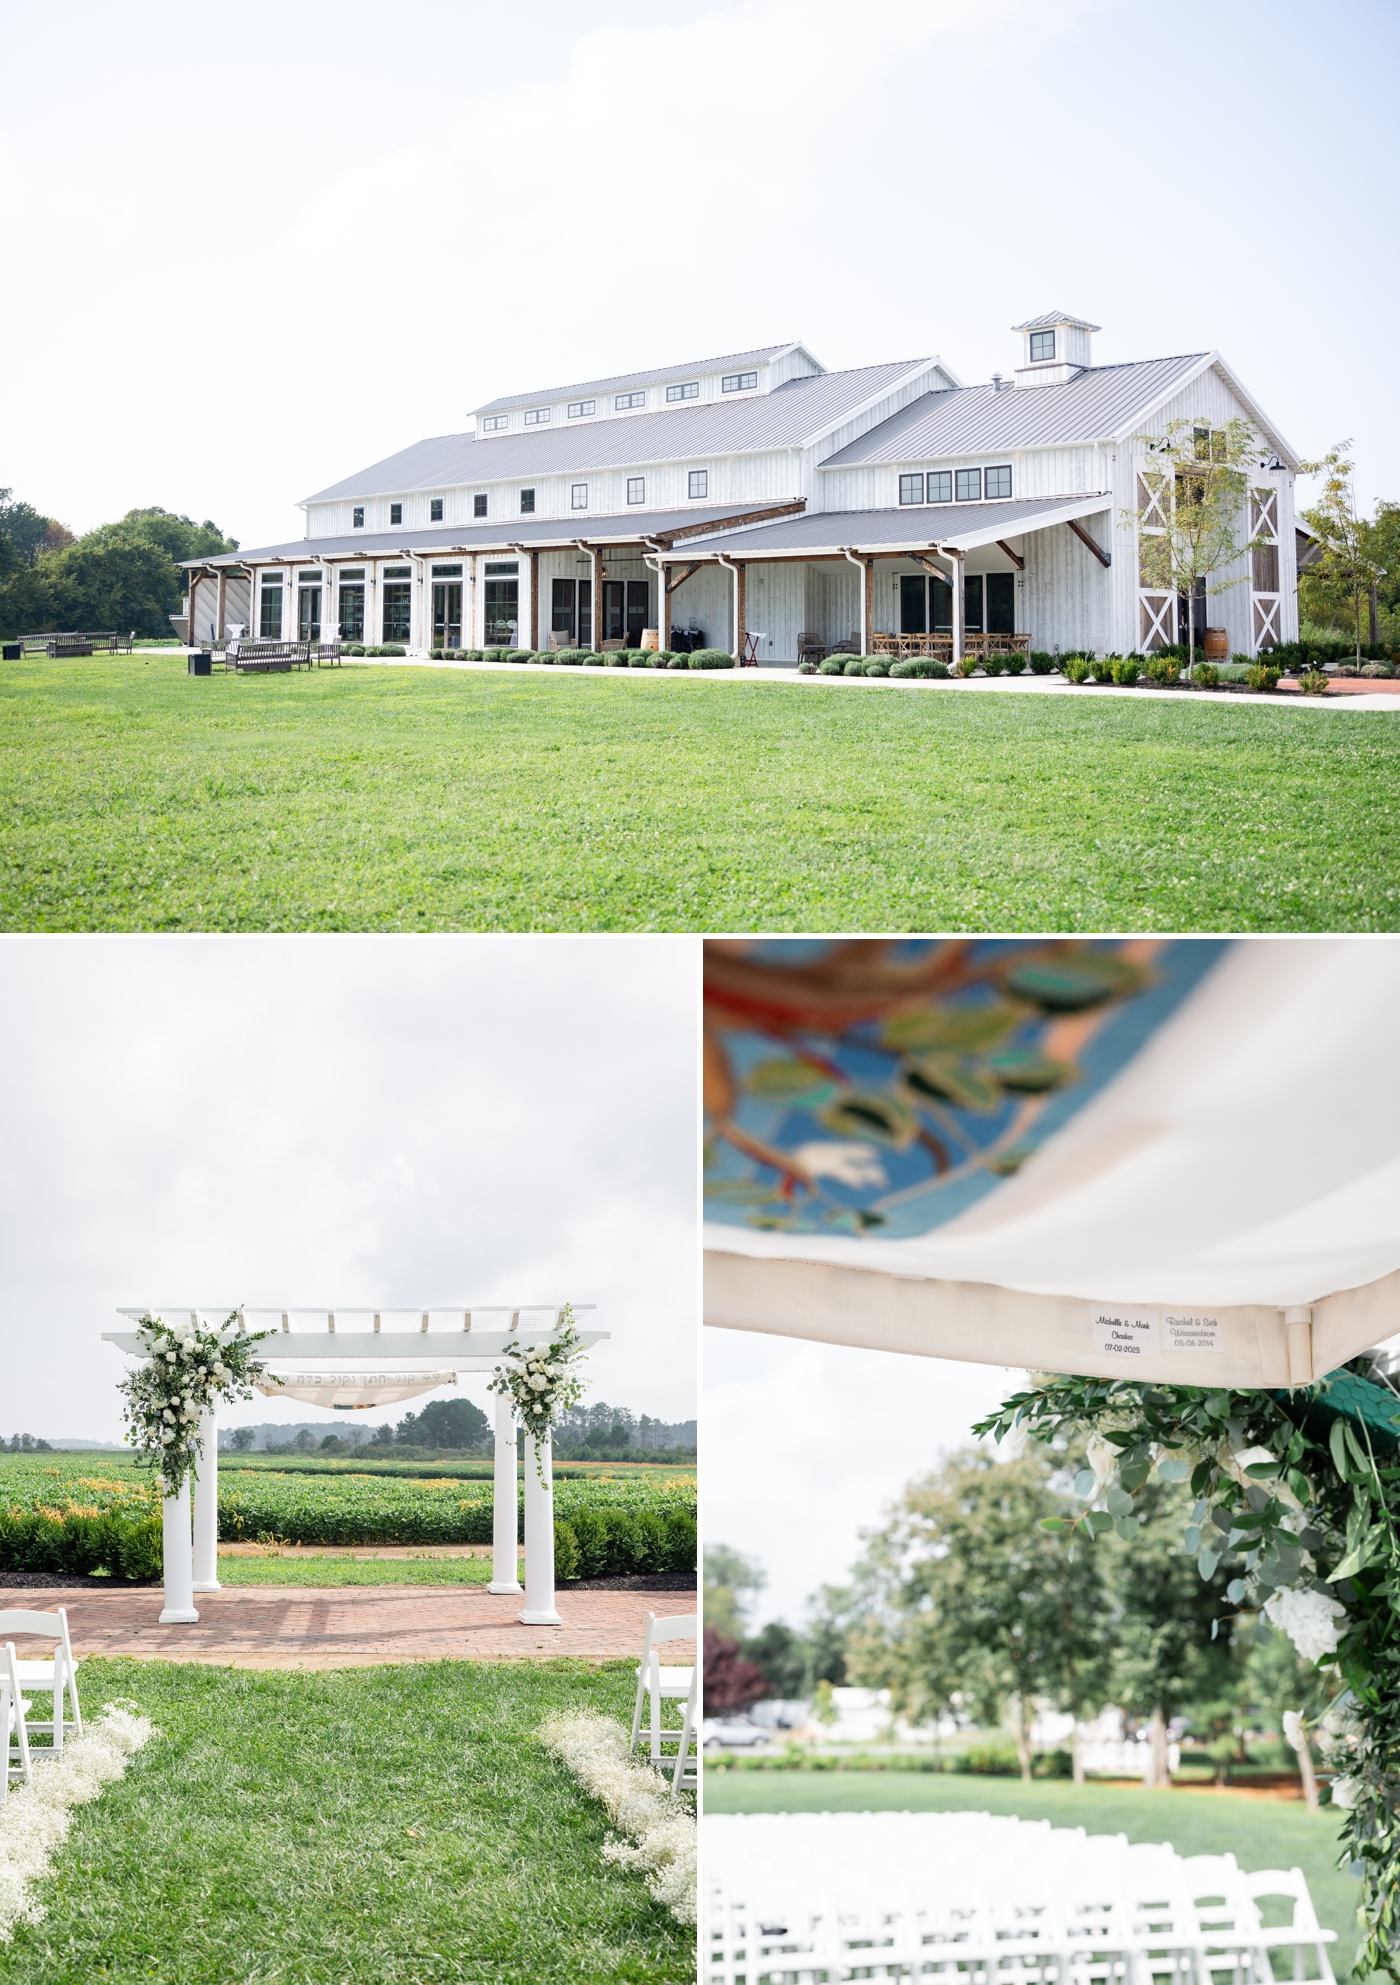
974, 1369, 1400, 1978
118, 1310, 278, 1497
488, 1304, 590, 1478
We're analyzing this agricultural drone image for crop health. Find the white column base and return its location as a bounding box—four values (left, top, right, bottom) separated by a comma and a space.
191, 1580, 222, 1594
519, 1607, 562, 1627
489, 1580, 523, 1595
158, 1606, 200, 1624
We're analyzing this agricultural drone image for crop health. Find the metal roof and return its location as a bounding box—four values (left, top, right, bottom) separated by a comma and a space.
181, 500, 806, 568
473, 342, 810, 415
1012, 309, 1101, 332
680, 492, 1112, 558
302, 361, 941, 504
818, 355, 1220, 465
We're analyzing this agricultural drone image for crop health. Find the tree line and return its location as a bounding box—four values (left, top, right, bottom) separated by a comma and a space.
706, 1442, 1320, 1788
0, 487, 236, 639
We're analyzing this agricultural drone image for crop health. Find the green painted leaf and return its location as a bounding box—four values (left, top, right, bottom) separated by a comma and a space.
1198, 1547, 1220, 1579
1073, 1470, 1097, 1500
985, 1051, 1075, 1094
1003, 957, 1142, 1012
901, 1053, 1001, 1113
819, 1091, 919, 1148
1158, 1457, 1191, 1482
746, 1057, 839, 1106
882, 1003, 1019, 1055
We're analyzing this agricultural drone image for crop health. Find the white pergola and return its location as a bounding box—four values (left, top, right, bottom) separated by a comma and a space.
103, 1305, 607, 1629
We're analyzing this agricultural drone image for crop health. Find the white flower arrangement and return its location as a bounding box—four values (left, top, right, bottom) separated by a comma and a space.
1262, 1585, 1348, 1665
0, 1702, 154, 1942
487, 1304, 589, 1478
538, 1710, 695, 1926
118, 1308, 278, 1497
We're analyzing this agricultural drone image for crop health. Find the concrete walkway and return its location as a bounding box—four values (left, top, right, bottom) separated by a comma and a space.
339, 653, 1400, 712
0, 1581, 695, 1671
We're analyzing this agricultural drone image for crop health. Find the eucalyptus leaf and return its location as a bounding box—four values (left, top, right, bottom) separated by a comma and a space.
1106, 1487, 1135, 1518
1119, 1460, 1150, 1493
1227, 1579, 1246, 1603
1073, 1469, 1097, 1500
1211, 1506, 1233, 1533
1184, 1526, 1201, 1554
1114, 1516, 1140, 1542
1197, 1548, 1220, 1580
1038, 1516, 1067, 1533
1158, 1457, 1191, 1482
1254, 1623, 1272, 1645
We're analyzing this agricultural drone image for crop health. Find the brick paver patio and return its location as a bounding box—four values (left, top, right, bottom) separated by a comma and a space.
0, 1583, 696, 1670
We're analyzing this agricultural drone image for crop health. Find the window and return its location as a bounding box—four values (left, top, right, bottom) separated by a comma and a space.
899, 473, 924, 506
899, 574, 927, 633
627, 477, 645, 505
297, 577, 322, 642
1029, 330, 1055, 363
259, 574, 283, 639
382, 567, 411, 643
963, 575, 984, 633
722, 371, 758, 393
520, 488, 535, 514
481, 415, 508, 432
571, 483, 588, 510
552, 577, 593, 644
473, 494, 487, 518
352, 507, 364, 528
483, 576, 518, 645
666, 382, 699, 402
338, 574, 364, 641
688, 470, 708, 500
984, 465, 1012, 500
987, 572, 1015, 634
568, 399, 596, 418
430, 498, 444, 522
523, 408, 550, 425
927, 471, 952, 504
484, 561, 518, 575
431, 563, 463, 577
615, 391, 646, 410
955, 468, 982, 502
390, 502, 402, 525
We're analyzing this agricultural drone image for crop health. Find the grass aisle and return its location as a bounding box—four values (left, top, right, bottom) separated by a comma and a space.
704, 1770, 1360, 1974
0, 1658, 692, 1985
3, 659, 1397, 930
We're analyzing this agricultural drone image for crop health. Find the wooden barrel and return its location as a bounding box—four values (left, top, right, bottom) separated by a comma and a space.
1203, 627, 1229, 659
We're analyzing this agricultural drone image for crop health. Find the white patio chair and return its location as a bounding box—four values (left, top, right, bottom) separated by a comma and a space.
670, 1668, 699, 1796
3, 1642, 33, 1799
1234, 1870, 1336, 1985
629, 1611, 696, 1769
0, 1608, 82, 1755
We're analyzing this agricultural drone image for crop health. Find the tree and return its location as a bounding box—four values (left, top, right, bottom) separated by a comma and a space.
371, 1422, 395, 1446
1299, 443, 1391, 662
702, 1627, 769, 1715
293, 1428, 314, 1452
848, 1446, 1114, 1782
1125, 416, 1267, 669
704, 1544, 765, 1643
0, 489, 61, 576
229, 1426, 255, 1452
395, 1397, 489, 1450
0, 498, 238, 639
743, 1587, 850, 1699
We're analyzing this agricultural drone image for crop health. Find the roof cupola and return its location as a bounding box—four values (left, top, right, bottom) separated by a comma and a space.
1011, 310, 1100, 388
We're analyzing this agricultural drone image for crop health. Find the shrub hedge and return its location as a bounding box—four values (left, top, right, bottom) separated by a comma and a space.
689, 648, 735, 670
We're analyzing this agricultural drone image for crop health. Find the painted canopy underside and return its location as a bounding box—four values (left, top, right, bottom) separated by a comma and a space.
703, 939, 1400, 1387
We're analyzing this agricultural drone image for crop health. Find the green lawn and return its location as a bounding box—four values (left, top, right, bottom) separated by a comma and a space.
3, 657, 1397, 930
704, 1770, 1360, 1973
215, 1551, 511, 1586
0, 1658, 692, 1984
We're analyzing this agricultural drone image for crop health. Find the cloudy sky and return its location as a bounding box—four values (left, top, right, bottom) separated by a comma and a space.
1, 0, 1395, 550
0, 937, 697, 1443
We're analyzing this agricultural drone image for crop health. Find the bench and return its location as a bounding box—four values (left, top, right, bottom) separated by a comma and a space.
48, 639, 94, 657
24, 631, 132, 657
229, 640, 314, 673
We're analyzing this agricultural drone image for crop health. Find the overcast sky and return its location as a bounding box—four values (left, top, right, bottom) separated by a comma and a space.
1, 0, 1395, 550
0, 937, 697, 1444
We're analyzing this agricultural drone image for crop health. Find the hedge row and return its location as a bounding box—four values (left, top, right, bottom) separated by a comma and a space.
428, 646, 735, 670
0, 1500, 694, 1581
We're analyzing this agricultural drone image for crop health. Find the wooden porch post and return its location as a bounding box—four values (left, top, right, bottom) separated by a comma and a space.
187, 570, 200, 647
661, 564, 672, 650
864, 557, 874, 654
216, 570, 227, 640
530, 550, 539, 649
736, 561, 746, 662
593, 548, 605, 646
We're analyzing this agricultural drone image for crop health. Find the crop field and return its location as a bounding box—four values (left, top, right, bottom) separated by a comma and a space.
4, 655, 1398, 931
217, 1452, 693, 1483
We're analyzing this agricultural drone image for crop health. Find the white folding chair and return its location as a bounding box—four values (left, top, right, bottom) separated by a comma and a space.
0, 1608, 82, 1755
3, 1642, 33, 1799
629, 1611, 696, 1769
670, 1669, 699, 1797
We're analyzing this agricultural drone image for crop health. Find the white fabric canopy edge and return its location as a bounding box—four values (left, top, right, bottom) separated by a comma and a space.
703, 1245, 1400, 1387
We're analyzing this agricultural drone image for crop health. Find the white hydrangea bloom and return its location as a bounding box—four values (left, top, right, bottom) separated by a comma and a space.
1263, 1586, 1348, 1664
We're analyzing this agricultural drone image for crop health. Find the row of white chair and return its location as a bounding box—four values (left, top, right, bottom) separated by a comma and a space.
630, 1611, 698, 1795
3, 1607, 84, 1802
705, 1813, 1336, 1985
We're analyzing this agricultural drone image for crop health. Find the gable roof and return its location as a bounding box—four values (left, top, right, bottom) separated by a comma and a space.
303, 360, 943, 504
1012, 309, 1101, 333
472, 342, 812, 415
819, 352, 1300, 469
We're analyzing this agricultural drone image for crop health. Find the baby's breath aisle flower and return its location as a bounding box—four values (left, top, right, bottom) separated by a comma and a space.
118, 1309, 278, 1496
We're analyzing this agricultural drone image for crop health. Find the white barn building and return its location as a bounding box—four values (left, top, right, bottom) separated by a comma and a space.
184, 315, 1302, 664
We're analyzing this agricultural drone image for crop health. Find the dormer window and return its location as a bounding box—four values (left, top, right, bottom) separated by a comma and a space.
568, 400, 596, 418
523, 408, 550, 425
615, 391, 646, 410
666, 382, 699, 402
1029, 330, 1055, 363
481, 415, 508, 432
722, 371, 758, 394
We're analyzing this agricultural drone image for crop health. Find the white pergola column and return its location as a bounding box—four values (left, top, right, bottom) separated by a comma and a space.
488, 1397, 522, 1594
159, 1480, 198, 1624
192, 1407, 220, 1593
519, 1432, 561, 1626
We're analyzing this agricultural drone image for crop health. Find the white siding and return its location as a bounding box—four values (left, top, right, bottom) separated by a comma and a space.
744, 560, 805, 663
668, 564, 730, 650
816, 442, 1105, 517
1023, 523, 1110, 654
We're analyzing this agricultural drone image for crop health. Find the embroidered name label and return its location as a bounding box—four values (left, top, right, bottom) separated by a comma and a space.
1089, 1305, 1161, 1358
1163, 1313, 1222, 1353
